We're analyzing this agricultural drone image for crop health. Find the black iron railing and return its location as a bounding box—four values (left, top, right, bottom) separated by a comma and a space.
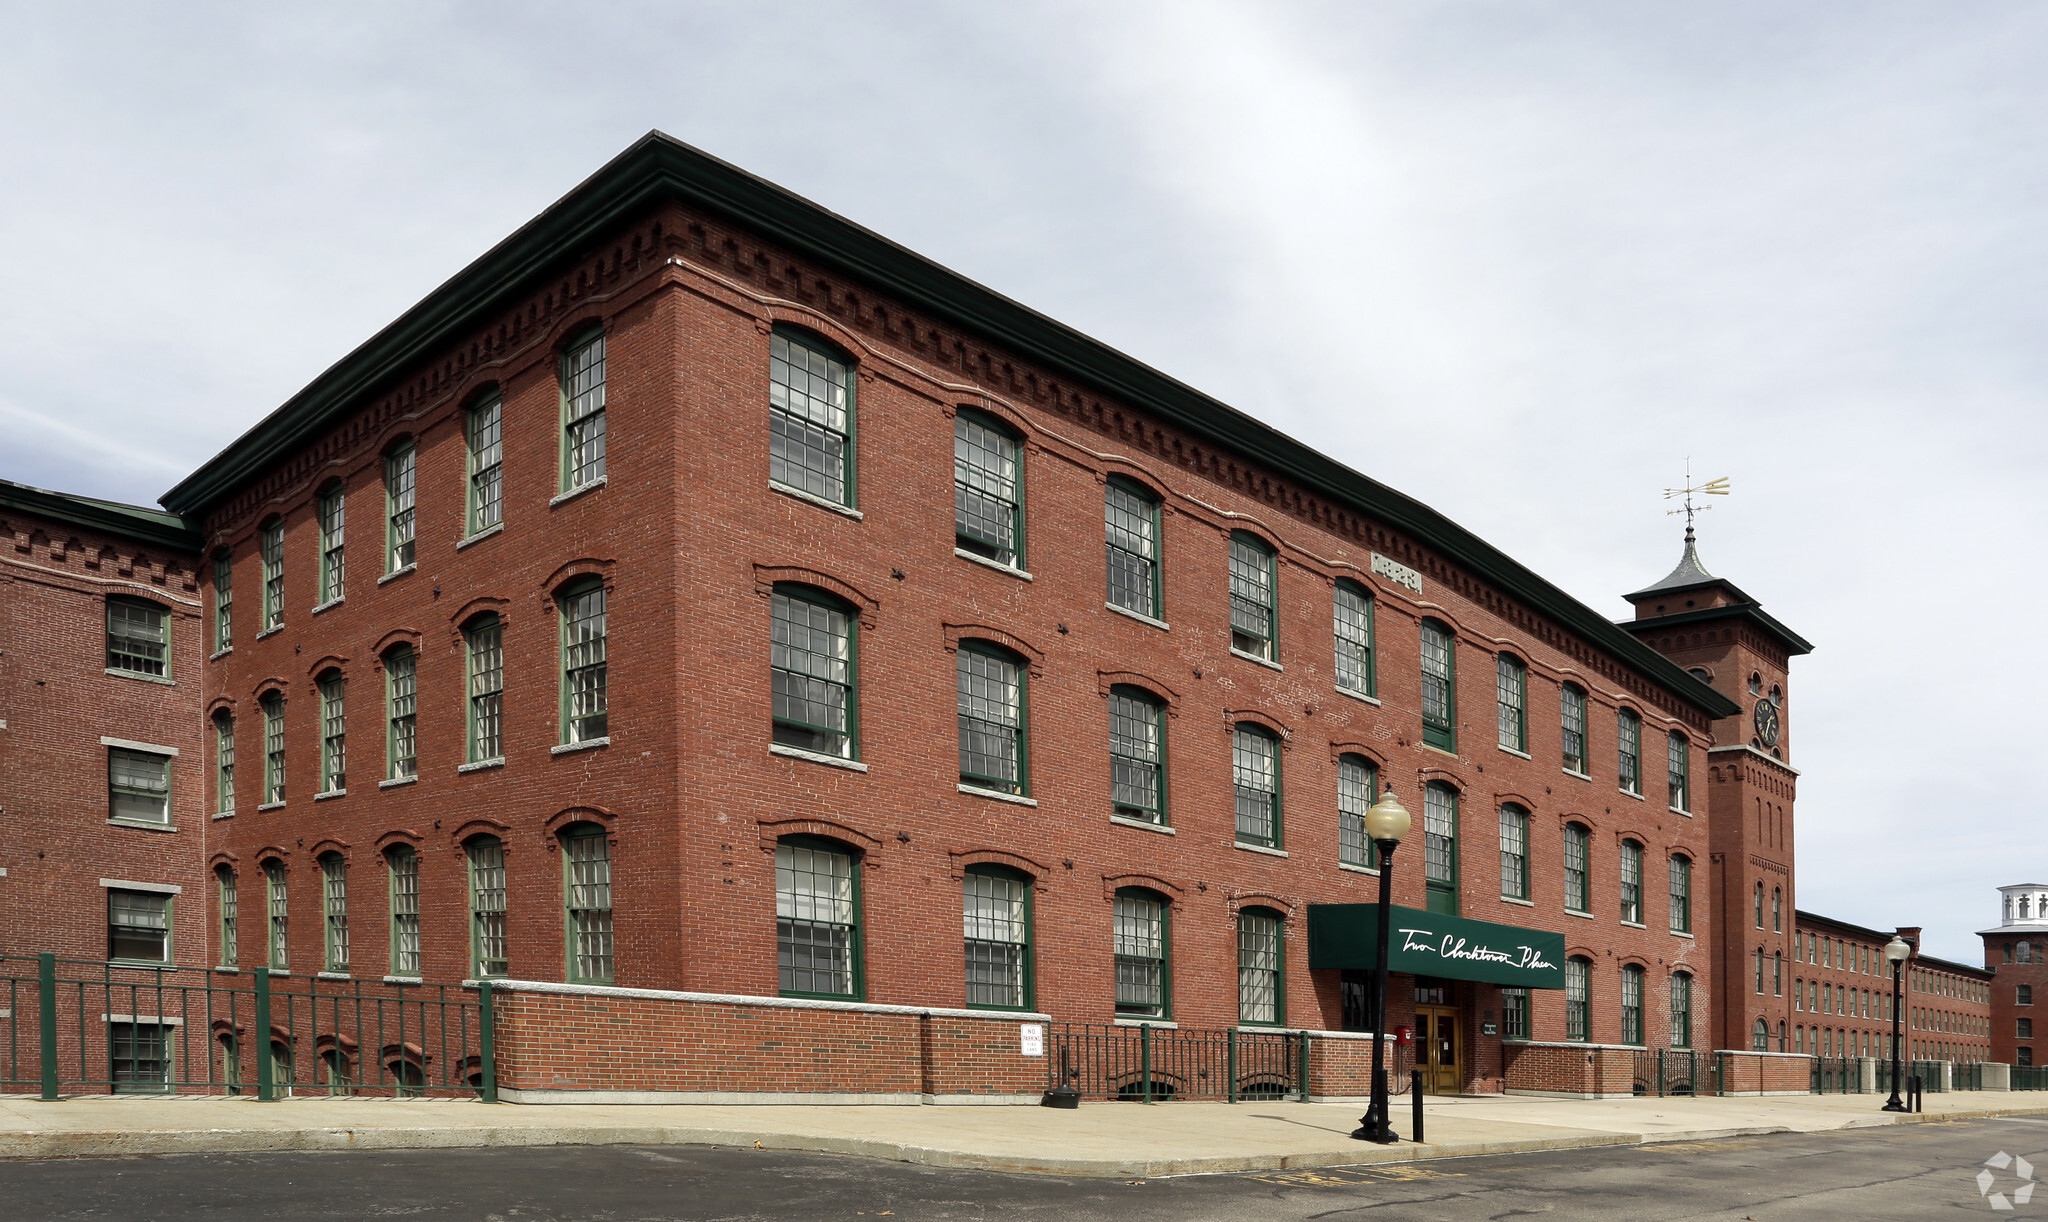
1046, 1023, 1327, 1102
1634, 1048, 1717, 1096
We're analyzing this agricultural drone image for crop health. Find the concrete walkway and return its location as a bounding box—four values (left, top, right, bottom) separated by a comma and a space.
0, 1091, 2043, 1176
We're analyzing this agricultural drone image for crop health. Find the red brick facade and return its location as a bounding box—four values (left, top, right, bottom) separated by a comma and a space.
1982, 885, 2048, 1068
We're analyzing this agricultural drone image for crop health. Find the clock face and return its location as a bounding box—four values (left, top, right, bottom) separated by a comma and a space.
1753, 699, 1781, 748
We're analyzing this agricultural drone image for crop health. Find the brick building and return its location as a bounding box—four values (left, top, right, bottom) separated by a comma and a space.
1784, 912, 1991, 1068
1982, 883, 2047, 1068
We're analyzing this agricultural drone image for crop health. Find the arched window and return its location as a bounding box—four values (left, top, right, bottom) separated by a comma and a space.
2020, 941, 2035, 965
1619, 840, 1643, 925
1108, 686, 1166, 824
315, 481, 346, 602
1795, 977, 1805, 1011
260, 516, 285, 631
384, 442, 416, 574
215, 866, 238, 970
106, 595, 170, 678
1237, 907, 1285, 1026
1754, 948, 1765, 995
464, 614, 504, 763
777, 835, 859, 998
213, 547, 234, 652
1105, 478, 1160, 619
1778, 1021, 1787, 1053
1337, 755, 1380, 869
214, 712, 236, 816
958, 642, 1027, 795
466, 390, 504, 534
1621, 964, 1645, 1045
1772, 887, 1782, 932
1113, 888, 1169, 1019
1752, 1018, 1770, 1052
1419, 621, 1456, 751
466, 836, 508, 979
1754, 881, 1765, 929
1498, 804, 1529, 900
1669, 854, 1692, 934
558, 579, 608, 745
964, 864, 1032, 1010
316, 670, 346, 795
1670, 972, 1693, 1049
384, 645, 417, 780
1774, 951, 1783, 997
1229, 533, 1277, 661
1617, 708, 1641, 795
771, 585, 857, 759
1495, 654, 1527, 753
319, 853, 349, 972
1423, 782, 1459, 915
1667, 732, 1690, 812
1560, 683, 1587, 774
1333, 581, 1374, 697
386, 846, 420, 977
263, 860, 288, 971
321, 1048, 352, 1097
560, 326, 607, 492
260, 693, 286, 805
1232, 724, 1281, 849
1563, 823, 1590, 913
1566, 957, 1591, 1042
561, 823, 614, 985
770, 327, 856, 508
954, 410, 1023, 568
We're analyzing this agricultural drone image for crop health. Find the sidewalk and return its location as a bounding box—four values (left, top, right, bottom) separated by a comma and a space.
0, 1091, 2042, 1176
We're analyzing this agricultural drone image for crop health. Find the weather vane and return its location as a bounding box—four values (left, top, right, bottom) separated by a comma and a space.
1663, 461, 1729, 536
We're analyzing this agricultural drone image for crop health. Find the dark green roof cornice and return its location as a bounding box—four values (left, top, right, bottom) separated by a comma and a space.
1616, 602, 1814, 658
0, 478, 201, 552
157, 131, 1739, 720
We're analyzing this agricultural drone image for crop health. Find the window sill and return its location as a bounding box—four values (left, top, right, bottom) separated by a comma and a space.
316, 971, 351, 981
1236, 842, 1288, 858
1671, 931, 1695, 940
212, 811, 234, 821
1104, 602, 1168, 631
1338, 861, 1380, 876
208, 647, 233, 662
384, 975, 423, 984
953, 548, 1032, 581
256, 626, 283, 641
314, 789, 347, 801
1335, 686, 1381, 706
1114, 1017, 1176, 1028
256, 801, 286, 811
1421, 743, 1459, 759
958, 783, 1037, 807
104, 667, 175, 686
377, 563, 416, 587
770, 480, 863, 519
379, 775, 418, 789
1565, 908, 1596, 919
458, 757, 506, 773
100, 735, 178, 757
106, 818, 176, 833
1621, 919, 1646, 929
1110, 814, 1174, 835
1562, 768, 1592, 782
1619, 788, 1645, 802
311, 596, 345, 615
1229, 647, 1282, 672
1669, 805, 1693, 817
1500, 895, 1535, 908
552, 737, 610, 756
456, 523, 504, 550
106, 960, 176, 972
1497, 745, 1532, 760
551, 476, 606, 507
770, 743, 869, 772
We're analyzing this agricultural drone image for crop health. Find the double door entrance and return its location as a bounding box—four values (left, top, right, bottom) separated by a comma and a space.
1415, 1003, 1462, 1095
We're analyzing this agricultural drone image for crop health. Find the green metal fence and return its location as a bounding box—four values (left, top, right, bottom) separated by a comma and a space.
1634, 1049, 1718, 1096
0, 953, 492, 1100
2012, 1066, 2048, 1091
1811, 1057, 1864, 1094
1046, 1023, 1347, 1102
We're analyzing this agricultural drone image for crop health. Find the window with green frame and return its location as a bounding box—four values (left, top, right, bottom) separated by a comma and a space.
1561, 683, 1587, 774
261, 692, 285, 804
1228, 532, 1276, 660
1420, 620, 1455, 751
1337, 754, 1381, 869
213, 549, 233, 652
1423, 782, 1459, 914
560, 327, 607, 492
1563, 822, 1590, 913
1496, 653, 1526, 752
776, 835, 860, 999
387, 846, 420, 976
1237, 907, 1285, 1026
216, 866, 237, 969
1503, 987, 1528, 1039
385, 443, 416, 572
1113, 888, 1169, 1018
770, 586, 856, 758
320, 853, 349, 972
108, 746, 172, 824
1667, 732, 1690, 811
465, 615, 503, 762
317, 671, 346, 794
1498, 804, 1529, 900
111, 1021, 171, 1094
1108, 685, 1166, 823
263, 860, 288, 971
466, 392, 504, 534
559, 580, 608, 744
467, 836, 508, 978
316, 481, 345, 603
260, 517, 284, 632
769, 328, 856, 506
957, 642, 1027, 795
1566, 956, 1591, 1041
107, 596, 170, 678
1232, 723, 1281, 848
1333, 581, 1373, 697
954, 411, 1022, 567
1617, 708, 1641, 795
1618, 839, 1644, 924
108, 889, 171, 962
385, 646, 416, 780
1104, 478, 1161, 619
963, 864, 1031, 1010
1670, 971, 1693, 1048
214, 712, 235, 816
1622, 963, 1645, 1045
561, 824, 614, 984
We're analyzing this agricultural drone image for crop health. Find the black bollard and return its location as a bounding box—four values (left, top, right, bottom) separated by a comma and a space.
1411, 1069, 1425, 1144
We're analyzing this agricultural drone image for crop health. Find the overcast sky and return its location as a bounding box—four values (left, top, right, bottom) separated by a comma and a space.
4, 2, 2041, 961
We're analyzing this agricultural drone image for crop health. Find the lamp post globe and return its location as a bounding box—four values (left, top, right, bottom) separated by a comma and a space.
1882, 935, 1910, 1112
1363, 791, 1412, 844
1351, 787, 1410, 1144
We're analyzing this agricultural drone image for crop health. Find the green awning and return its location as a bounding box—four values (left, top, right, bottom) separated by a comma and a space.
1307, 904, 1567, 990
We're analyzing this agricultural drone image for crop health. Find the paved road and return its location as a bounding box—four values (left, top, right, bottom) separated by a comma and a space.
0, 1117, 2041, 1221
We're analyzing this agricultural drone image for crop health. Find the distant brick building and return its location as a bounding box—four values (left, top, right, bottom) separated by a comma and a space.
1982, 883, 2047, 1068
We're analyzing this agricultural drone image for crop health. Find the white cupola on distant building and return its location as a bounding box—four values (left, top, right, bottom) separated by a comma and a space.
1998, 883, 2048, 928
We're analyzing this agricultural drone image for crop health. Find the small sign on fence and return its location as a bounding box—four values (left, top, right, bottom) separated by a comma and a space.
1019, 1023, 1044, 1057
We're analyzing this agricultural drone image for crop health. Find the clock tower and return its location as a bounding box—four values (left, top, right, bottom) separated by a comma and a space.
1619, 527, 1813, 1053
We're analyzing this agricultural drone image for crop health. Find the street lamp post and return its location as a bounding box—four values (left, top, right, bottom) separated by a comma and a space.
1351, 787, 1411, 1144
1882, 935, 1910, 1113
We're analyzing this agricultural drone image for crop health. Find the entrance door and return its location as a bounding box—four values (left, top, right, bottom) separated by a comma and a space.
1416, 1004, 1462, 1095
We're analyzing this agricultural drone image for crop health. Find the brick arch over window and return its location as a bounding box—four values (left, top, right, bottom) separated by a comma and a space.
1096, 670, 1180, 712
1090, 459, 1172, 503
1228, 891, 1295, 916
752, 565, 878, 628
1325, 740, 1384, 768
942, 623, 1043, 675
252, 677, 291, 702
448, 597, 511, 639
450, 818, 512, 854
755, 815, 880, 855
1101, 872, 1183, 902
544, 805, 618, 842
206, 695, 238, 718
372, 628, 424, 660
948, 848, 1048, 880
942, 396, 1037, 445
757, 307, 872, 364
1492, 790, 1539, 809
208, 851, 241, 870
374, 829, 425, 854
551, 313, 608, 354
540, 557, 615, 605
1223, 707, 1291, 742
306, 655, 350, 682
307, 838, 353, 863
254, 846, 292, 868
